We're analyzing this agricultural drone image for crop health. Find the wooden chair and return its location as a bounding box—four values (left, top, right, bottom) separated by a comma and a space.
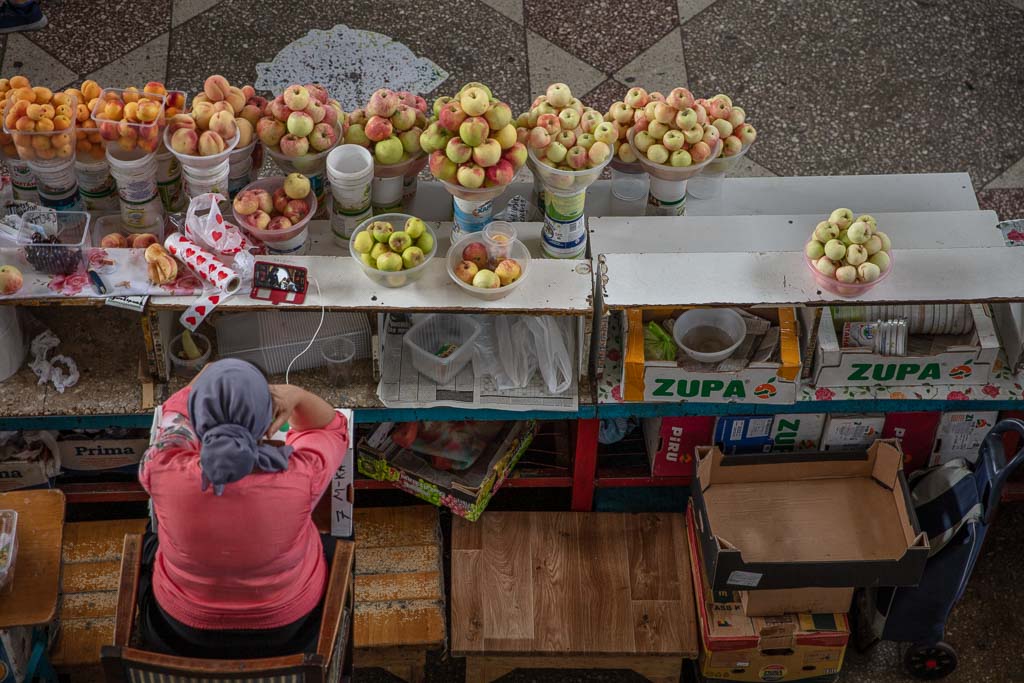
100, 534, 355, 683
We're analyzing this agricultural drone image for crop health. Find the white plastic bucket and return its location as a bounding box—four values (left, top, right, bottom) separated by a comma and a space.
182, 159, 230, 199
327, 145, 374, 244
646, 176, 688, 216
8, 159, 38, 202
107, 147, 163, 231
371, 174, 403, 213
541, 188, 586, 259
156, 150, 186, 213
0, 306, 25, 382
451, 196, 494, 241
228, 142, 255, 199
75, 158, 118, 211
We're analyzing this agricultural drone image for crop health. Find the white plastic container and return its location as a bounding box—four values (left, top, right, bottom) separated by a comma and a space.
0, 307, 25, 382
672, 308, 746, 363
228, 141, 255, 199
0, 509, 18, 591
107, 146, 163, 231
403, 314, 481, 384
326, 145, 374, 244
483, 221, 517, 261
7, 158, 38, 202
182, 159, 230, 198
155, 150, 186, 213
75, 158, 118, 211
168, 332, 211, 379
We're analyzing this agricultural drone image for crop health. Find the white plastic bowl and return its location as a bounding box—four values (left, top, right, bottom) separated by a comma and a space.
349, 212, 438, 288
526, 146, 611, 195
163, 126, 240, 170
627, 128, 722, 182
232, 176, 317, 254
672, 308, 746, 363
446, 232, 531, 301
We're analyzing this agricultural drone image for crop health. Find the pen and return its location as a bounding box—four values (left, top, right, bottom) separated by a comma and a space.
87, 269, 107, 295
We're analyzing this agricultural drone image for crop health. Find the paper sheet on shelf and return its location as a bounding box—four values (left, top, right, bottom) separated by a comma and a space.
377, 314, 579, 412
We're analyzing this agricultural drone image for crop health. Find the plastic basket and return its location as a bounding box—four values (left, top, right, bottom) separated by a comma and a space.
403, 314, 480, 385
16, 210, 90, 274
215, 310, 371, 375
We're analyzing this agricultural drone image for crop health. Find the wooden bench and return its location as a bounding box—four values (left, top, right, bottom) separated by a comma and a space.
451, 511, 699, 683
354, 506, 446, 682
51, 518, 148, 682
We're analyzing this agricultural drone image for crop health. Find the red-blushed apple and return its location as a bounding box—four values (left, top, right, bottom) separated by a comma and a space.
666, 87, 695, 110
708, 98, 731, 120
246, 209, 272, 230
494, 124, 517, 150
429, 150, 458, 182
472, 269, 500, 289
536, 113, 560, 136
273, 187, 290, 214
267, 216, 293, 231
675, 108, 697, 130
374, 136, 404, 165
396, 91, 417, 109
305, 83, 329, 104
414, 95, 428, 113
593, 121, 618, 145
483, 101, 512, 131
248, 188, 273, 213
528, 127, 550, 149
557, 108, 581, 131
453, 260, 478, 284
344, 123, 370, 147
580, 110, 602, 133
390, 104, 416, 132
736, 123, 757, 146
624, 87, 649, 109
321, 102, 339, 127
690, 140, 712, 162
471, 139, 501, 167
418, 121, 451, 153
438, 100, 466, 133
609, 102, 633, 125
304, 99, 326, 124
646, 144, 669, 164
282, 198, 310, 224
565, 145, 588, 169
432, 96, 451, 118
459, 117, 489, 147
728, 106, 746, 128
546, 141, 568, 163
461, 241, 489, 269
287, 111, 314, 137
722, 135, 743, 156
257, 117, 286, 147
309, 122, 337, 152
633, 130, 654, 153
486, 159, 515, 186
445, 137, 472, 164
694, 103, 709, 125
459, 87, 489, 116
279, 134, 309, 157
366, 88, 399, 118
554, 130, 576, 148
682, 126, 703, 145
283, 84, 310, 111
662, 130, 685, 151
399, 127, 422, 155
494, 258, 522, 285
502, 142, 527, 169
456, 163, 485, 188
633, 111, 650, 132
0, 265, 24, 294
588, 140, 611, 165
712, 118, 733, 137
654, 102, 676, 125
348, 108, 367, 126
364, 115, 393, 142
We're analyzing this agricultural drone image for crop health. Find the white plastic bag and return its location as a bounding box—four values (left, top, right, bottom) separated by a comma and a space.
524, 316, 573, 394
475, 315, 573, 395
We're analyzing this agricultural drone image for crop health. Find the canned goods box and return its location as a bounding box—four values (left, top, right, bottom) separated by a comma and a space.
691, 439, 928, 591
803, 304, 999, 388
622, 307, 802, 404
820, 414, 885, 452
642, 416, 716, 477
930, 411, 999, 466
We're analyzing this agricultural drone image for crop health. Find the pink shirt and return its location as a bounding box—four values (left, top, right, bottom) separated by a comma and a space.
139, 387, 348, 631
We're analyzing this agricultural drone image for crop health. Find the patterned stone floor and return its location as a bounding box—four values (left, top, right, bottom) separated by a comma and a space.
2, 1, 1024, 680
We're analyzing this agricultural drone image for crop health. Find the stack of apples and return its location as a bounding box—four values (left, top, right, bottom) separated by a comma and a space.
344, 89, 429, 165
352, 217, 434, 272
453, 240, 522, 289
696, 93, 756, 160
605, 88, 657, 165
420, 82, 525, 189
233, 173, 314, 232
90, 86, 168, 154
517, 82, 615, 170
0, 79, 76, 161
805, 208, 893, 285
256, 82, 343, 158
630, 87, 743, 168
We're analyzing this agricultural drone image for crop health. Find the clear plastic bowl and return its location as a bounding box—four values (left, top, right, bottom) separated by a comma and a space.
263, 120, 343, 176
706, 137, 753, 174
373, 152, 427, 179
688, 139, 754, 199
527, 146, 611, 195
672, 308, 746, 363
89, 88, 166, 154
232, 176, 317, 251
348, 212, 437, 288
805, 251, 895, 298
169, 331, 211, 378
0, 509, 17, 591
163, 125, 240, 170
91, 214, 163, 246
17, 210, 91, 275
446, 232, 531, 301
1, 93, 78, 163
627, 128, 722, 182
403, 314, 481, 384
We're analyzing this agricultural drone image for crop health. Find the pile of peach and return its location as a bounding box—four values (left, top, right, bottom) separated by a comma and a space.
167, 75, 261, 158
344, 88, 429, 165
257, 83, 343, 158
517, 83, 614, 171
89, 85, 173, 154
0, 76, 75, 162
98, 232, 159, 249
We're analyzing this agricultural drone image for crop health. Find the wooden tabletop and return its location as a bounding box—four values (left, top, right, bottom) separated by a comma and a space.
0, 489, 66, 629
451, 511, 698, 658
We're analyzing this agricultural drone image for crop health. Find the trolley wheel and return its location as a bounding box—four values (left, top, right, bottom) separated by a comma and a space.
904, 641, 958, 680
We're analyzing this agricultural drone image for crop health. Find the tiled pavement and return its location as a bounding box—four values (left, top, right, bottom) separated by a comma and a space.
3, 0, 1024, 680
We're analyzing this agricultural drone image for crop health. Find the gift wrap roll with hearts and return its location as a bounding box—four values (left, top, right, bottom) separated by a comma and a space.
164, 232, 242, 331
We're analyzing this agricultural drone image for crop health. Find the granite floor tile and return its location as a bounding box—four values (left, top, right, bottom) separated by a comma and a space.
526, 30, 605, 109
582, 77, 630, 113
678, 0, 719, 22
682, 0, 1024, 186
172, 0, 226, 28
985, 156, 1024, 189
0, 33, 76, 92
977, 188, 1024, 221
729, 156, 777, 178
524, 0, 680, 73
83, 33, 170, 92
614, 27, 688, 95
479, 0, 525, 24
26, 0, 172, 76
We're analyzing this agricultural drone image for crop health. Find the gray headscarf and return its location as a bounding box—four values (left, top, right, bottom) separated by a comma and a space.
187, 359, 293, 495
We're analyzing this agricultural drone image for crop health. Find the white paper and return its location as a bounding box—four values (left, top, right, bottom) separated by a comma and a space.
330, 409, 355, 538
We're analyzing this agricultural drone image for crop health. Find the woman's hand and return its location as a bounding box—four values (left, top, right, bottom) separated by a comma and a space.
267, 384, 302, 437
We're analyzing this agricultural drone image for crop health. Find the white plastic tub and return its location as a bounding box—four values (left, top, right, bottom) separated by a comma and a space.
403, 314, 480, 385
672, 308, 746, 363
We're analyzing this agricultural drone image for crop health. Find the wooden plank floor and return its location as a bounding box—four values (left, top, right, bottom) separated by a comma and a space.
52, 518, 148, 679
451, 512, 698, 658
354, 506, 445, 651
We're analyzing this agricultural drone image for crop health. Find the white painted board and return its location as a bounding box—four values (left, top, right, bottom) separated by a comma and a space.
589, 211, 1003, 256
601, 248, 1024, 308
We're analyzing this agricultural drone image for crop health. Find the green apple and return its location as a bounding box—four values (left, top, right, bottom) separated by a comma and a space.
404, 217, 426, 239
402, 246, 425, 269
370, 242, 391, 260
388, 231, 412, 252
415, 232, 434, 254
805, 240, 825, 260
370, 221, 394, 243
824, 239, 846, 261
374, 136, 404, 165
352, 231, 374, 254
376, 252, 403, 271
360, 252, 377, 269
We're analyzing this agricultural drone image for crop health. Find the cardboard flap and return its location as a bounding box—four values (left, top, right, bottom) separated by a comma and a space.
869, 440, 904, 490
758, 635, 797, 652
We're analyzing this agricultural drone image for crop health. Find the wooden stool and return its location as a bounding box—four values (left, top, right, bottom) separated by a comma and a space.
51, 518, 147, 682
354, 506, 445, 682
451, 512, 698, 683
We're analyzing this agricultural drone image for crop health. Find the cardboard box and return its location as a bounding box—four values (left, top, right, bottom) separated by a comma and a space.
930, 411, 999, 466
357, 420, 537, 521
882, 412, 941, 473
57, 434, 149, 472
820, 414, 885, 452
687, 508, 850, 682
642, 416, 715, 477
991, 302, 1024, 374
805, 304, 999, 388
713, 416, 775, 454
770, 413, 826, 453
0, 432, 59, 492
741, 587, 854, 618
691, 440, 929, 590
623, 308, 802, 405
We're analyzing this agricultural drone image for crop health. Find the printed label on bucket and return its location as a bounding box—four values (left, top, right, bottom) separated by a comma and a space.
452, 198, 494, 235
542, 190, 586, 258
11, 184, 39, 203
646, 193, 686, 216
157, 177, 186, 213
38, 186, 84, 212
119, 193, 162, 230
331, 196, 372, 241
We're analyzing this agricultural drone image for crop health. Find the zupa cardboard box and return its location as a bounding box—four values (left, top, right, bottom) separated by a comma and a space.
882, 412, 941, 473
713, 416, 775, 454
740, 586, 854, 618
769, 413, 826, 453
642, 416, 715, 477
691, 440, 929, 590
820, 414, 885, 452
622, 307, 802, 405
687, 507, 850, 682
930, 411, 999, 466
57, 433, 149, 472
804, 304, 999, 387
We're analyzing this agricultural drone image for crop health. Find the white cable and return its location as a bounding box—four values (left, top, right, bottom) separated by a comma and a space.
284, 276, 325, 385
